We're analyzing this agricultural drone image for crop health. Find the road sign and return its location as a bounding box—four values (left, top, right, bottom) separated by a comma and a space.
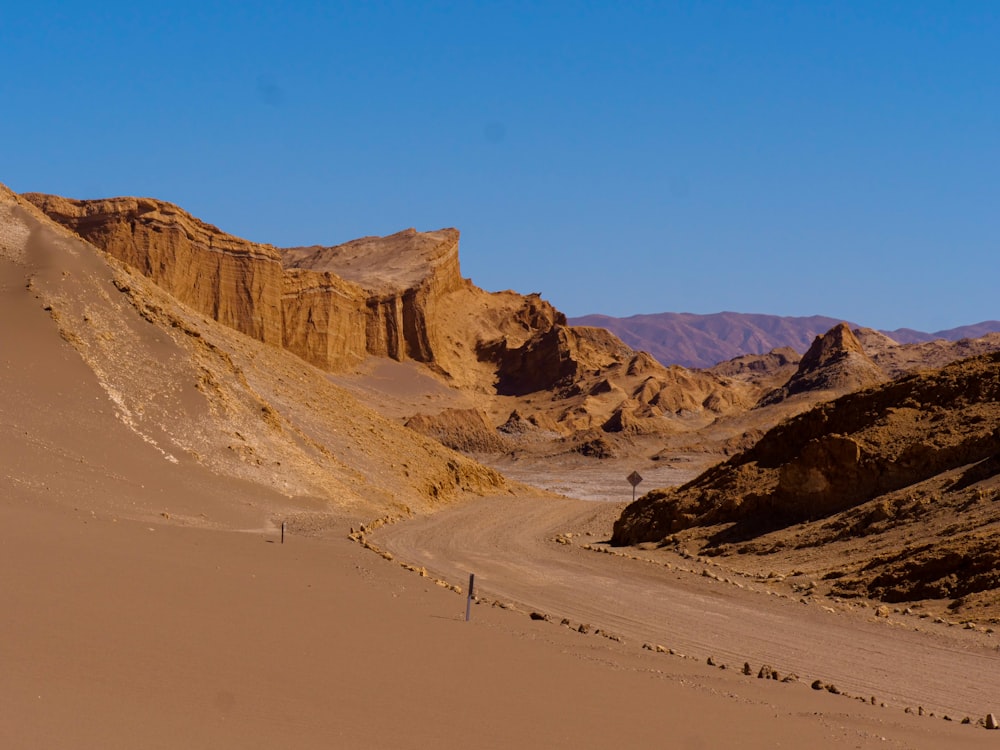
626, 471, 643, 501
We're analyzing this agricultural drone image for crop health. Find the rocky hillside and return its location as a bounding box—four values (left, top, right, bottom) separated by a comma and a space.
570, 310, 1000, 369
757, 323, 887, 406
611, 349, 1000, 613
614, 350, 1000, 543
27, 192, 765, 445
27, 191, 1000, 466
3, 184, 510, 518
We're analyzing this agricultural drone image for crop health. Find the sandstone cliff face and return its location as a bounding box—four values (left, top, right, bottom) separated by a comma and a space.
23, 193, 287, 346
24, 195, 482, 373
282, 228, 467, 366
612, 350, 1000, 545
487, 325, 630, 396
280, 268, 369, 369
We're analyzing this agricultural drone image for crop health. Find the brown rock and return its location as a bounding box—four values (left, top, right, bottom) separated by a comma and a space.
758, 322, 887, 406
23, 193, 287, 346
612, 349, 1000, 545
404, 409, 511, 453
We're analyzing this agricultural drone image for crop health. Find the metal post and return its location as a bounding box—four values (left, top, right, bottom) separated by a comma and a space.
465, 573, 475, 622
281, 520, 286, 544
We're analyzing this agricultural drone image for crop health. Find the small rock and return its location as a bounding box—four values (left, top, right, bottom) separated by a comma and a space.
742, 662, 752, 676
577, 623, 591, 634
986, 713, 999, 730
826, 683, 841, 695
529, 612, 549, 621
757, 664, 778, 680
707, 656, 716, 666
655, 645, 668, 653
875, 605, 890, 618
811, 680, 825, 691
642, 643, 654, 651
560, 618, 571, 626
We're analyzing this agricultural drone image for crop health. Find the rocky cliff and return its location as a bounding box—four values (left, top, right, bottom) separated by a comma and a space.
23, 192, 789, 449
23, 194, 287, 345
23, 194, 524, 375
612, 350, 1000, 545
4, 183, 509, 515
282, 228, 467, 366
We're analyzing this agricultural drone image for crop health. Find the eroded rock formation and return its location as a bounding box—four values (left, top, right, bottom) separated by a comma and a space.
757, 323, 887, 406
23, 194, 286, 345
613, 350, 1000, 545
24, 194, 484, 372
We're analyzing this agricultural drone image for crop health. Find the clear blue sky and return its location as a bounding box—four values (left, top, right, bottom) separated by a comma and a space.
2, 1, 997, 331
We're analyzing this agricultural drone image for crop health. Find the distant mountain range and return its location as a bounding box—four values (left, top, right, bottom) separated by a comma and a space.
568, 312, 1000, 369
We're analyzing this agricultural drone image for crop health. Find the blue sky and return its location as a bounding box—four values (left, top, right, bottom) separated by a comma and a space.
2, 1, 997, 331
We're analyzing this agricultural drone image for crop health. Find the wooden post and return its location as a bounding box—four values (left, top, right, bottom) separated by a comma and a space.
465, 573, 475, 622
281, 520, 286, 544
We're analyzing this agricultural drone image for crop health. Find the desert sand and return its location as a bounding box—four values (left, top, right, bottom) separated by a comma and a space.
4, 185, 1000, 747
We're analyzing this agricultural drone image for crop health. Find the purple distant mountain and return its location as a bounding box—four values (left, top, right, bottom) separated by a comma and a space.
568, 312, 1000, 369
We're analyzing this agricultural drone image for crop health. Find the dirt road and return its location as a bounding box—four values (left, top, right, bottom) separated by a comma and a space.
373, 494, 1000, 720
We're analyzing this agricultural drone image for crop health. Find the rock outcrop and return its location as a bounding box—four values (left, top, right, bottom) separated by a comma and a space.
282, 228, 466, 366
24, 194, 568, 379
23, 194, 287, 345
405, 408, 512, 453
487, 325, 632, 396
4, 183, 509, 514
613, 350, 1000, 545
757, 323, 887, 406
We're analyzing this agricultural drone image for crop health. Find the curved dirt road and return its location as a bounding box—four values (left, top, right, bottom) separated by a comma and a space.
373, 494, 1000, 719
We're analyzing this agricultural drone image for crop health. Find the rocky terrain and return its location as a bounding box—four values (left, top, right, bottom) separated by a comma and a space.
4, 185, 509, 520
757, 323, 888, 406
25, 192, 764, 448
613, 347, 1000, 618
571, 310, 1000, 368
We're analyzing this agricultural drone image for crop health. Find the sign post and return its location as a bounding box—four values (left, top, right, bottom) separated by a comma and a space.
626, 471, 643, 502
465, 573, 475, 622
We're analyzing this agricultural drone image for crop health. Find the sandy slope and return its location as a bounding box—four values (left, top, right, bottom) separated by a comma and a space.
5, 496, 999, 749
